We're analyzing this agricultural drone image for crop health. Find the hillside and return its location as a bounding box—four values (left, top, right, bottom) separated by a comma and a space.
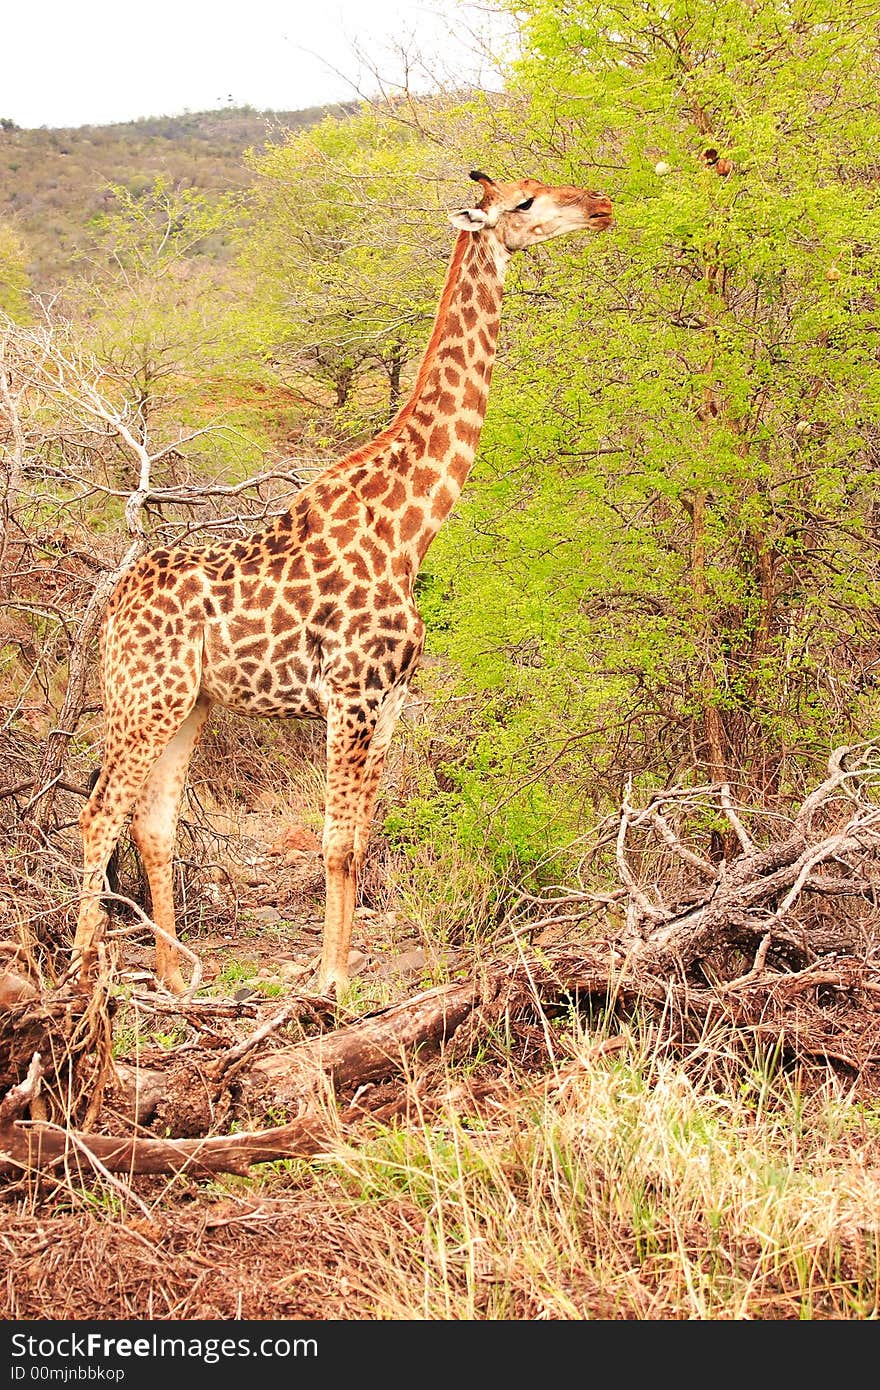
0, 103, 354, 291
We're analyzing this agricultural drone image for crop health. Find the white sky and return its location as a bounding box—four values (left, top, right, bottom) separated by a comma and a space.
3, 0, 511, 129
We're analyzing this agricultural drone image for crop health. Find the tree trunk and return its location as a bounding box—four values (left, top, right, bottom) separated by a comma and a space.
30, 541, 144, 830
386, 341, 405, 421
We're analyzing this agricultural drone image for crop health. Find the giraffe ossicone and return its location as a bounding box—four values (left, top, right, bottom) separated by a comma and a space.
73, 173, 613, 998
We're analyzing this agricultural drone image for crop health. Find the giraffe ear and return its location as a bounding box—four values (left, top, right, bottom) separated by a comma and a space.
448, 207, 490, 231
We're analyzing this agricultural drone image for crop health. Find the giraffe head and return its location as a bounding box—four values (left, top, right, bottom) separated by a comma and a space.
449, 171, 613, 252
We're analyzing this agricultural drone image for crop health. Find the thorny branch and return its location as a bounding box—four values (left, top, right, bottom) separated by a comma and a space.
523, 744, 880, 980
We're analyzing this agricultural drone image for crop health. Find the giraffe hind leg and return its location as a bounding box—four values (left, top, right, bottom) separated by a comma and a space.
129, 695, 212, 995
74, 739, 167, 985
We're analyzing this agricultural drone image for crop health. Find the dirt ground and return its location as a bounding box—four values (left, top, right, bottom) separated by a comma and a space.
2, 1189, 434, 1321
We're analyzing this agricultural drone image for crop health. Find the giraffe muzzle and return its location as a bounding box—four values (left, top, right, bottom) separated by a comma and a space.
587, 196, 614, 229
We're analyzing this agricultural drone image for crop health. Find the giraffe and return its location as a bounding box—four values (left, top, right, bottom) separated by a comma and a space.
72, 171, 613, 997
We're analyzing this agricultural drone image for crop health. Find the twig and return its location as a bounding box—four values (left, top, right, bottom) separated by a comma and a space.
48, 1122, 154, 1219
0, 1051, 43, 1125
796, 743, 880, 832
720, 782, 754, 853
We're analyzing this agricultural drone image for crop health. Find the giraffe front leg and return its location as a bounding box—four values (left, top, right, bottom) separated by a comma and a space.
318, 688, 407, 997
320, 817, 358, 997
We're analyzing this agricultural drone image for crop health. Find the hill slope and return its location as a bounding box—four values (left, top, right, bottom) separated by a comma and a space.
0, 104, 353, 291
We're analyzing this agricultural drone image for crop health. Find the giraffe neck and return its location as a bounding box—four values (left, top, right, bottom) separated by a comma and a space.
329, 229, 509, 566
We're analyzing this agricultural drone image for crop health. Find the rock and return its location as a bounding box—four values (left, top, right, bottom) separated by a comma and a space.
0, 968, 38, 1008
278, 960, 311, 982
248, 906, 282, 923
266, 825, 321, 856
377, 947, 427, 981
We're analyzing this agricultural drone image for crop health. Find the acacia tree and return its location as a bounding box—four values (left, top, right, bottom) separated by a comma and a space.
415, 0, 880, 868
64, 178, 263, 474
237, 106, 466, 442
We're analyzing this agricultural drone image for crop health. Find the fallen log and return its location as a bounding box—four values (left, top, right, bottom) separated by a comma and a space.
0, 1054, 330, 1177
0, 974, 491, 1176
238, 974, 485, 1106
3, 941, 880, 1179
0, 1111, 331, 1177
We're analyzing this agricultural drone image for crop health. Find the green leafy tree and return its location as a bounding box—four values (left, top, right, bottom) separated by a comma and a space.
73, 178, 244, 397
64, 177, 275, 486
419, 0, 880, 867
238, 106, 465, 443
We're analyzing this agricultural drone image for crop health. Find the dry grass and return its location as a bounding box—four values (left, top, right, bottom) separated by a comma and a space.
3, 995, 879, 1320
316, 1026, 880, 1320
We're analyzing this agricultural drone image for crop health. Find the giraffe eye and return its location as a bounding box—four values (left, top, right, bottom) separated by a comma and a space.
516, 197, 534, 211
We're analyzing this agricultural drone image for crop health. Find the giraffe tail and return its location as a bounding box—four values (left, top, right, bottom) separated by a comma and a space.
85, 765, 121, 904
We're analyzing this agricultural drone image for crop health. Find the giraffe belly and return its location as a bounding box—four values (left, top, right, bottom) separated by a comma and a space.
199, 623, 327, 719
206, 678, 327, 720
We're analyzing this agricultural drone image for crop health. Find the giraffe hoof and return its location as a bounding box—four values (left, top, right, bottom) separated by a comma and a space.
158, 971, 188, 997
315, 973, 350, 1002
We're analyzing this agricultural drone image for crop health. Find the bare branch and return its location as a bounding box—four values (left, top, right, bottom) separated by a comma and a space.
649, 809, 716, 876
720, 782, 755, 853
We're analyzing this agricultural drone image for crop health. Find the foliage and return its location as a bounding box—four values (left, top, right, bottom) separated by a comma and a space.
237, 104, 474, 444
70, 179, 244, 376
419, 0, 880, 871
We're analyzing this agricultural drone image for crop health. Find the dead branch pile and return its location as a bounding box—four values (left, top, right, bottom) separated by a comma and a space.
523, 744, 880, 981
2, 746, 880, 1181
